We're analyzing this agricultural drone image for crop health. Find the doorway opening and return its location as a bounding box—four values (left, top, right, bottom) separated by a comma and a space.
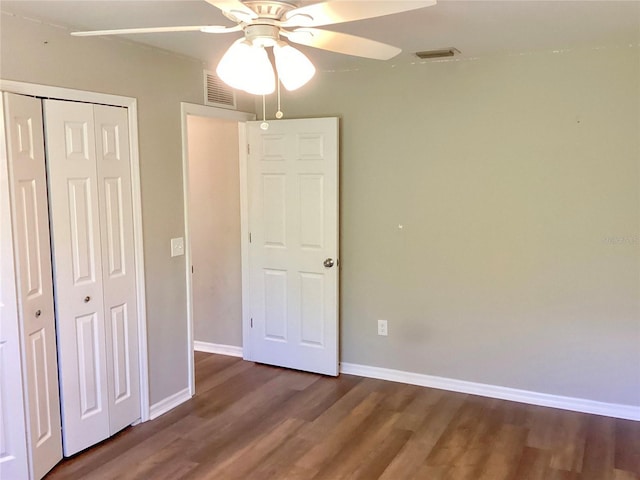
180, 103, 255, 395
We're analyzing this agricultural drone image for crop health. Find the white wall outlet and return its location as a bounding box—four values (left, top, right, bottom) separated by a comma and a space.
171, 237, 185, 257
378, 319, 388, 336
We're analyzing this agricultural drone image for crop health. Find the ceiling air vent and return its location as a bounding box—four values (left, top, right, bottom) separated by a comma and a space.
415, 48, 460, 60
204, 70, 236, 109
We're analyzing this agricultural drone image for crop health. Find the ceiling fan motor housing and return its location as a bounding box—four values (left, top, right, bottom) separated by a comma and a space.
245, 24, 281, 47
243, 0, 297, 19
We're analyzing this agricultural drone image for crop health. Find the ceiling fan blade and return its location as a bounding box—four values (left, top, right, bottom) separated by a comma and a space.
204, 0, 257, 22
71, 25, 240, 37
284, 28, 401, 60
282, 0, 436, 28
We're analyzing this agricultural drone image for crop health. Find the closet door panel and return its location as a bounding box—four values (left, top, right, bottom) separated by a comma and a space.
4, 92, 62, 479
94, 105, 140, 434
44, 99, 110, 456
1, 94, 30, 480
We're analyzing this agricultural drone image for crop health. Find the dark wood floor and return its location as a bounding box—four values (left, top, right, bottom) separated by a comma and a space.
47, 352, 640, 480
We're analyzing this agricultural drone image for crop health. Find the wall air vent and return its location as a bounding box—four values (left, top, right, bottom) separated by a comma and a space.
204, 70, 236, 109
415, 48, 460, 60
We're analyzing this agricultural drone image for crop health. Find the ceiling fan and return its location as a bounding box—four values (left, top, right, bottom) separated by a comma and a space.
72, 0, 437, 95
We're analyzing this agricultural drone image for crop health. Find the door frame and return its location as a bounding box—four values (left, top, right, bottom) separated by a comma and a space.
179, 102, 255, 396
0, 79, 151, 422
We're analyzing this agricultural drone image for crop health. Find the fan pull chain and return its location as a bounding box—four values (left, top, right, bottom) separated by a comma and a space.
260, 94, 269, 130
276, 78, 283, 119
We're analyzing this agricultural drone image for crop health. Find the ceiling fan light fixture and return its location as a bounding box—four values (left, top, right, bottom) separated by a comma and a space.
216, 39, 276, 95
273, 41, 316, 91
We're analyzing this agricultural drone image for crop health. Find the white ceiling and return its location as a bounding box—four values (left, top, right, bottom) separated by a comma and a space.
2, 0, 639, 71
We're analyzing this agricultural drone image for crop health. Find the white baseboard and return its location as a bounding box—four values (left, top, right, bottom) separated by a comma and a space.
194, 340, 243, 358
149, 387, 191, 420
340, 362, 640, 422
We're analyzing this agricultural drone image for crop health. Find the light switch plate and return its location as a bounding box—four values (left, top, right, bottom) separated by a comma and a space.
171, 237, 185, 257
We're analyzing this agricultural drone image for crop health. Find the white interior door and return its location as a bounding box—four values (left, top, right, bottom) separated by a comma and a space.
246, 118, 339, 376
45, 99, 141, 456
3, 92, 63, 479
0, 93, 30, 480
93, 105, 140, 434
45, 99, 110, 456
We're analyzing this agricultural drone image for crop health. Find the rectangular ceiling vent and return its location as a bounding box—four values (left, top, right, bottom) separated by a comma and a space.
204, 70, 236, 109
415, 48, 460, 60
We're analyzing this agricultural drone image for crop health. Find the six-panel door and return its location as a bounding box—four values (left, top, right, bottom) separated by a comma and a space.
44, 99, 140, 456
247, 118, 339, 376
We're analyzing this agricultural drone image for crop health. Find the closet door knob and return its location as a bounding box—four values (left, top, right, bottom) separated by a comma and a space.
35, 310, 42, 318
84, 296, 91, 303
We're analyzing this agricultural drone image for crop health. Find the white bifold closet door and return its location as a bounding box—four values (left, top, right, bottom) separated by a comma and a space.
44, 99, 140, 456
2, 93, 63, 479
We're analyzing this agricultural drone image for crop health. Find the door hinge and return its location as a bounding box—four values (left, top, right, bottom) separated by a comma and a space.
191, 265, 194, 274
247, 143, 250, 154
249, 232, 252, 243
250, 318, 253, 328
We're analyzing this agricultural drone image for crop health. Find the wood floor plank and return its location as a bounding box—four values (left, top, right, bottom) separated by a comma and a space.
378, 392, 467, 479
476, 423, 528, 480
309, 408, 401, 479
46, 353, 640, 480
614, 418, 640, 475
510, 446, 552, 480
286, 374, 363, 422
294, 378, 382, 442
548, 411, 587, 472
581, 415, 616, 480
346, 427, 413, 480
613, 469, 640, 480
289, 390, 384, 476
201, 417, 306, 479
426, 398, 495, 468
242, 431, 316, 479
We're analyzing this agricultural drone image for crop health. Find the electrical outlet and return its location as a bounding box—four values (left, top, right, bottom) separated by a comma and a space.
378, 319, 388, 336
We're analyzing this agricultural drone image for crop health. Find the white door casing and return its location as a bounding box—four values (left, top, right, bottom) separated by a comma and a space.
3, 92, 63, 479
246, 118, 339, 376
44, 99, 140, 456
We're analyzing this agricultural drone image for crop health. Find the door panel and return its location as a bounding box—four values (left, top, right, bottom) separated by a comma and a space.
0, 122, 30, 479
299, 175, 324, 248
45, 100, 140, 455
264, 269, 288, 341
44, 99, 110, 456
262, 174, 287, 247
75, 312, 103, 418
68, 178, 98, 284
109, 304, 130, 402
27, 328, 54, 445
4, 92, 62, 479
247, 118, 339, 376
93, 105, 140, 434
103, 178, 125, 276
16, 179, 43, 296
300, 272, 324, 346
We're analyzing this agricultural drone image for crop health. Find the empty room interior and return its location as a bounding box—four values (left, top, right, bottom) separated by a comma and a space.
0, 1, 638, 479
